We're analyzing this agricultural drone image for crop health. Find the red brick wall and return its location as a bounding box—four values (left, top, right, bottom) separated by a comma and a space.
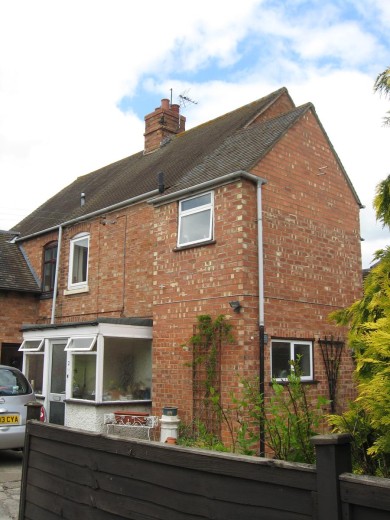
21, 203, 154, 324
0, 291, 39, 345
253, 108, 361, 411
152, 181, 260, 422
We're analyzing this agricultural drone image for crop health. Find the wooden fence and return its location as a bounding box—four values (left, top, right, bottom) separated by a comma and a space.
19, 422, 390, 520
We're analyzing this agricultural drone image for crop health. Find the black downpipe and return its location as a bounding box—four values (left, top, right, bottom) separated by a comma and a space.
259, 324, 265, 456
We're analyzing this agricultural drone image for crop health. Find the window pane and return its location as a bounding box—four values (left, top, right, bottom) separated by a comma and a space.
43, 243, 57, 292
102, 338, 152, 401
294, 344, 311, 377
179, 209, 211, 244
72, 238, 88, 284
0, 367, 31, 396
43, 263, 55, 292
72, 355, 96, 400
271, 342, 291, 379
65, 336, 97, 351
25, 354, 44, 394
181, 193, 211, 212
19, 339, 44, 352
50, 344, 67, 394
44, 246, 57, 262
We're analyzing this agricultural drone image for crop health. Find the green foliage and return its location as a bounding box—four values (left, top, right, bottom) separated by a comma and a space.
329, 403, 390, 477
374, 175, 390, 228
177, 420, 228, 452
262, 363, 328, 463
190, 314, 234, 391
190, 314, 234, 347
329, 204, 390, 475
207, 362, 328, 462
208, 383, 260, 455
329, 247, 390, 337
374, 66, 390, 125
187, 317, 327, 463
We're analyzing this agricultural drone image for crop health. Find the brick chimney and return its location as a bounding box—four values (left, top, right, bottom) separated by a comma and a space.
144, 99, 186, 154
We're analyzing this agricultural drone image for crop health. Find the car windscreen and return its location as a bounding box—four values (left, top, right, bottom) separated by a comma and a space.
0, 368, 31, 396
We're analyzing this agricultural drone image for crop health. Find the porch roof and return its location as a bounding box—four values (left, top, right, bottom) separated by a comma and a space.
21, 317, 153, 332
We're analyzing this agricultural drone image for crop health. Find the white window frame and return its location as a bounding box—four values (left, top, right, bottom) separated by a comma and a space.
24, 352, 45, 396
68, 233, 89, 290
177, 191, 214, 247
68, 349, 98, 401
65, 335, 97, 352
19, 339, 45, 352
271, 339, 313, 382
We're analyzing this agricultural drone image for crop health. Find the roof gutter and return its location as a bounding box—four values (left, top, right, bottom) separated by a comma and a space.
15, 189, 160, 242
147, 170, 267, 206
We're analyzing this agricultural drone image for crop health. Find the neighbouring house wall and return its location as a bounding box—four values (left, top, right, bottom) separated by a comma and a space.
19, 230, 58, 322
0, 291, 39, 347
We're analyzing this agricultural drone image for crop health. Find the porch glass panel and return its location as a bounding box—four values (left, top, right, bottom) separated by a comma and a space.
102, 338, 152, 401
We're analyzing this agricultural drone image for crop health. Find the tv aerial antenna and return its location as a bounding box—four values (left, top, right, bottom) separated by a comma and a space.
176, 89, 198, 107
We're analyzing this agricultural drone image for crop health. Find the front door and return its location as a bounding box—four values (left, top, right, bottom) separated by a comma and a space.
48, 342, 67, 424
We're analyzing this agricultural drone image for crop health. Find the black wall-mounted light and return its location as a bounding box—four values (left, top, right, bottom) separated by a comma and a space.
229, 301, 242, 313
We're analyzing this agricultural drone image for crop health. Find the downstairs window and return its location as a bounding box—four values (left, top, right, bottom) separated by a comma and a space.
271, 339, 313, 381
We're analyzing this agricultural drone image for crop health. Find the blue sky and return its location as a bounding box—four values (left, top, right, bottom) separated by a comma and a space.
0, 0, 389, 267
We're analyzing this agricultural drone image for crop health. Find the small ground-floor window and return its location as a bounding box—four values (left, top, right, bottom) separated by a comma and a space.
271, 339, 313, 381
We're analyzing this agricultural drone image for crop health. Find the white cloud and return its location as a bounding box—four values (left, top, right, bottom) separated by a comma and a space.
0, 0, 389, 269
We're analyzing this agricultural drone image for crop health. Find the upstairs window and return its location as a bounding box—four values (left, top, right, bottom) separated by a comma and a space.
271, 339, 313, 381
42, 241, 57, 293
68, 233, 89, 289
178, 192, 213, 247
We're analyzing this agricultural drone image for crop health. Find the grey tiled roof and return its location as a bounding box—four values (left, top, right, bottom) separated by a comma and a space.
12, 87, 360, 238
0, 231, 41, 293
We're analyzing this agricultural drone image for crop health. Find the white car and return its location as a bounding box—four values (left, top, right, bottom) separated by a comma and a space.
0, 365, 43, 450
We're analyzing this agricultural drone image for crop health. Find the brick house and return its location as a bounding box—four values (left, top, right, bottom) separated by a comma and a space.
0, 230, 40, 369
1, 87, 362, 437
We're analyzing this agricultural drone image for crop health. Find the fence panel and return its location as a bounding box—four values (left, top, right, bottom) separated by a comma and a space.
20, 421, 317, 520
340, 473, 390, 520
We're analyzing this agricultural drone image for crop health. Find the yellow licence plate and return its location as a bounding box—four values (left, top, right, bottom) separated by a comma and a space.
0, 414, 20, 425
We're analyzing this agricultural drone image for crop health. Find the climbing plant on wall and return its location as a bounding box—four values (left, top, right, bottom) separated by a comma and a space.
189, 314, 234, 439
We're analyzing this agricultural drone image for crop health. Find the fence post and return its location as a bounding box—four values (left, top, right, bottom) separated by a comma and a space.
311, 434, 352, 520
25, 401, 42, 421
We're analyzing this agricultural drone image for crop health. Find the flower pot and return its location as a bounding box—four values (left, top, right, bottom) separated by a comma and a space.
114, 411, 149, 425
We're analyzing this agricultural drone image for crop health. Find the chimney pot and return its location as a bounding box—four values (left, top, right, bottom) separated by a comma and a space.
161, 99, 170, 110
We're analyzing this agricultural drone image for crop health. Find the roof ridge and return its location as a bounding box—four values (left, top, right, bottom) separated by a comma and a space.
184, 87, 289, 135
